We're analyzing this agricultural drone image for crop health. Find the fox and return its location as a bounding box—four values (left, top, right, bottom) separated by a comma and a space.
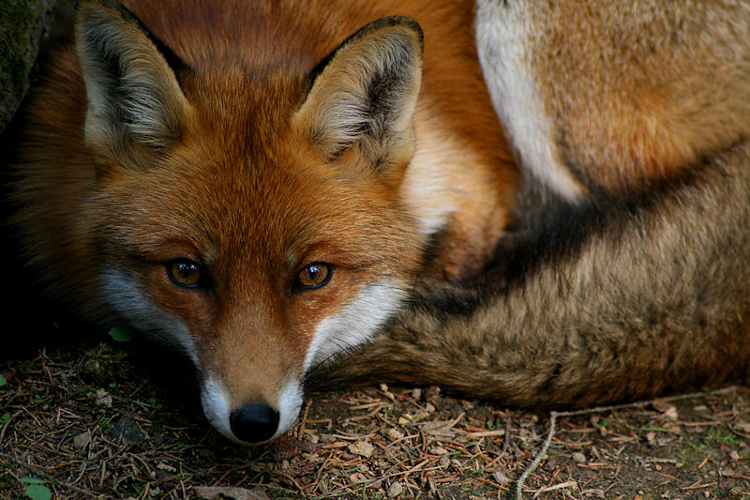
5, 0, 515, 445
4, 0, 750, 446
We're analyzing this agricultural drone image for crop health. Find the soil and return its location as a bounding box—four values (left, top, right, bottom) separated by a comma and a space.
1, 324, 749, 499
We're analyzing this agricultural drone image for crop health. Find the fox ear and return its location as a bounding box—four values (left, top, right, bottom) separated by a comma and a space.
75, 0, 190, 161
295, 17, 424, 176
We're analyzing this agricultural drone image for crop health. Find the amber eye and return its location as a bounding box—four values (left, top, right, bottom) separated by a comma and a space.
167, 259, 204, 288
295, 263, 332, 290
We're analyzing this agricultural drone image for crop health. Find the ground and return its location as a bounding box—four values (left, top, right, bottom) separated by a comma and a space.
1, 326, 749, 499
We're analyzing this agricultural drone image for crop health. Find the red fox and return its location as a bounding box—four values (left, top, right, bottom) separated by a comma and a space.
7, 0, 515, 444
6, 0, 750, 446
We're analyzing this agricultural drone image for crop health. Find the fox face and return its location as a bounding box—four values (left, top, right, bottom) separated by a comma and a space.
96, 146, 421, 442
95, 132, 422, 442
72, 1, 425, 443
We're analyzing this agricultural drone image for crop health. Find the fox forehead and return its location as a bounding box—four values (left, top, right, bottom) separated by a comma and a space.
77, 0, 428, 280
97, 152, 406, 259
94, 107, 419, 272
180, 67, 309, 144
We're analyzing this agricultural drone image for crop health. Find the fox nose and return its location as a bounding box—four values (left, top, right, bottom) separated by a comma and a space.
229, 403, 280, 444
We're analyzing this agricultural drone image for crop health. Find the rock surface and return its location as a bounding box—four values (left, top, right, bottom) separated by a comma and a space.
0, 0, 74, 133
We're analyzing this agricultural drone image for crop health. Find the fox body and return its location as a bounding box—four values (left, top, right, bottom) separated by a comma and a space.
319, 0, 750, 402
475, 0, 750, 199
7, 0, 750, 446
317, 0, 750, 404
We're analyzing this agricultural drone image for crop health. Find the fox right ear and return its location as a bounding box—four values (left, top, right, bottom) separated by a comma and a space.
294, 17, 424, 180
75, 0, 190, 163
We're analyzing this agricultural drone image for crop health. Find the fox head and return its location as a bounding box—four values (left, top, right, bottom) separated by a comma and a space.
73, 0, 425, 444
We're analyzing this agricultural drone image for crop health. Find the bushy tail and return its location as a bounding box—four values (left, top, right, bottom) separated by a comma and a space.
310, 140, 750, 408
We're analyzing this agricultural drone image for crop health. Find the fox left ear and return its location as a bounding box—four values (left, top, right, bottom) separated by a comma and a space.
294, 17, 424, 178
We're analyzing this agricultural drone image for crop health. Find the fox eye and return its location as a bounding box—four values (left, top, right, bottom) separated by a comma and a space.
295, 263, 332, 290
167, 259, 204, 288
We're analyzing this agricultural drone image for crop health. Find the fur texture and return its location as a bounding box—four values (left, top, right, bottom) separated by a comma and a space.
314, 0, 750, 406
475, 0, 750, 197
313, 141, 750, 407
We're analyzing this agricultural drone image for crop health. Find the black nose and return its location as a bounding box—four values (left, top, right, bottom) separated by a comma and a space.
229, 403, 280, 444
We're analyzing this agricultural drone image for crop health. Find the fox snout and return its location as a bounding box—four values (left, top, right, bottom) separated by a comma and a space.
194, 282, 408, 444
200, 374, 305, 445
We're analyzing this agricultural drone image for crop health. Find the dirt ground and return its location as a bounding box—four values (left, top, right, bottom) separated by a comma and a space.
2, 325, 750, 499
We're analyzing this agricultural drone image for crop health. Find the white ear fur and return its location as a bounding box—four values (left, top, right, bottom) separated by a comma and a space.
76, 0, 190, 158
295, 17, 424, 172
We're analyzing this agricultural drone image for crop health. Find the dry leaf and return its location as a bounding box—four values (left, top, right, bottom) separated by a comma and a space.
422, 420, 456, 438
652, 399, 678, 420
348, 440, 374, 458
73, 430, 91, 450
